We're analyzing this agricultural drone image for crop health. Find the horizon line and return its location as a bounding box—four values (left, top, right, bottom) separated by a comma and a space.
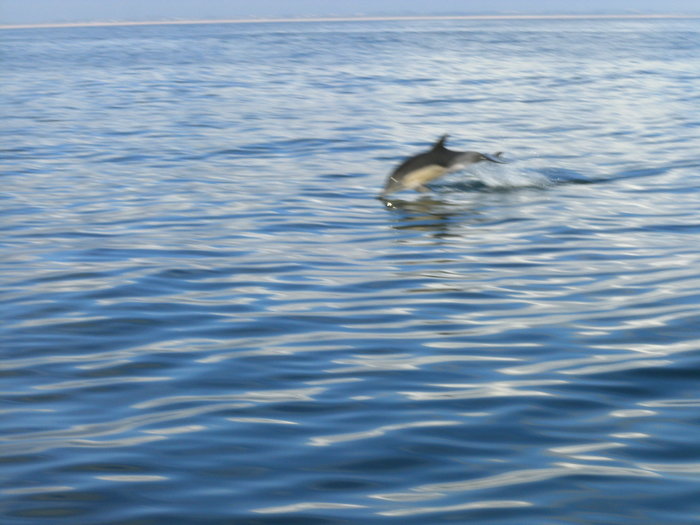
2, 13, 699, 30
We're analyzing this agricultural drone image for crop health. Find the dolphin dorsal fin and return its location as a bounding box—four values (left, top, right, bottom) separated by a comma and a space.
432, 134, 449, 150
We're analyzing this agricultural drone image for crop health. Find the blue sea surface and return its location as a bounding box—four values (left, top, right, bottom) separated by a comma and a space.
2, 17, 700, 524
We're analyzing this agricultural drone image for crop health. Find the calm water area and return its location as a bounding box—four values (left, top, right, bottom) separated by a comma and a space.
2, 17, 700, 524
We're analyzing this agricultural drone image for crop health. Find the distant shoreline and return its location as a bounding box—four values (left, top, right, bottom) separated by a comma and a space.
2, 13, 699, 30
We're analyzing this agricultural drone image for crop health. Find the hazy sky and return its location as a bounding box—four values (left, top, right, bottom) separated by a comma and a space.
2, 0, 699, 25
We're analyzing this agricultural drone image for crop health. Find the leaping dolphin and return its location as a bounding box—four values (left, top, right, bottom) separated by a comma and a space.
379, 135, 505, 198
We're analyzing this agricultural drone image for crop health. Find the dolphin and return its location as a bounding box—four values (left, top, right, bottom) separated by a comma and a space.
379, 134, 505, 198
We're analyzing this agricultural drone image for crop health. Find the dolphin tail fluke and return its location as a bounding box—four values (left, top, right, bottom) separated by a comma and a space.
483, 152, 508, 163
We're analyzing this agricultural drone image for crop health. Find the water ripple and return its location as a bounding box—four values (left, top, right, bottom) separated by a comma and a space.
308, 420, 462, 447
378, 500, 533, 517
373, 463, 661, 501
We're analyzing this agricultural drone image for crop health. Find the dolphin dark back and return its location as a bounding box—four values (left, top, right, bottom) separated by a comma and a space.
424, 135, 465, 168
390, 135, 461, 178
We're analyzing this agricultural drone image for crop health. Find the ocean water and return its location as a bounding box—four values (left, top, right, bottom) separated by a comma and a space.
1, 17, 700, 524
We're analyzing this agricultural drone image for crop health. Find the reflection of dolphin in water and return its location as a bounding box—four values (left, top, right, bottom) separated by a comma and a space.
379, 135, 506, 198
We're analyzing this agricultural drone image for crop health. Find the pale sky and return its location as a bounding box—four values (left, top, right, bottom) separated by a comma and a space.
1, 0, 699, 25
